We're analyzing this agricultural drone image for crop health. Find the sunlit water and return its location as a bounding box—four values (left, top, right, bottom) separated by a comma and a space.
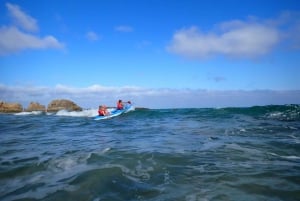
1, 105, 300, 201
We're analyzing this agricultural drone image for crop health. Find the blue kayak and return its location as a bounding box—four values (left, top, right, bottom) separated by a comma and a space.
94, 104, 134, 120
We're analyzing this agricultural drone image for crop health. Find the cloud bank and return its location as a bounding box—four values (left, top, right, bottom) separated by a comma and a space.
167, 12, 300, 59
0, 2, 64, 56
0, 84, 299, 109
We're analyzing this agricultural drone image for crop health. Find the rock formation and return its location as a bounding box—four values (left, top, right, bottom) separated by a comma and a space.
26, 102, 46, 112
47, 99, 82, 112
0, 101, 23, 113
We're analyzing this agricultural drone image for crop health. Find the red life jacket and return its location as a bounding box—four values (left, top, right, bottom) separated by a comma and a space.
117, 102, 123, 110
98, 109, 105, 116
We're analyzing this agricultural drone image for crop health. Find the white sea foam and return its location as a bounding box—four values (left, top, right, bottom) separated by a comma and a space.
239, 128, 246, 132
54, 108, 122, 117
98, 162, 153, 182
1, 153, 94, 201
55, 106, 134, 117
101, 147, 111, 153
269, 152, 300, 160
87, 148, 112, 159
14, 111, 43, 115
282, 155, 300, 160
268, 111, 283, 118
226, 143, 262, 155
14, 106, 134, 118
55, 109, 98, 117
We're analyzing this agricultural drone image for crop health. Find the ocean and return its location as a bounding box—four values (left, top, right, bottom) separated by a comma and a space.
0, 105, 300, 201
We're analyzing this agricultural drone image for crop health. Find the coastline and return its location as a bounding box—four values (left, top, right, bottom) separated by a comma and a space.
0, 99, 148, 113
0, 99, 82, 113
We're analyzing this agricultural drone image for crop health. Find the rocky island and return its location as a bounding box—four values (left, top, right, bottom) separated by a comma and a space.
0, 101, 23, 113
47, 99, 82, 112
26, 102, 46, 112
0, 99, 82, 113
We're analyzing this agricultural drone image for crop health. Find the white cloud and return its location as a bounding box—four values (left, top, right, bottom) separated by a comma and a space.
115, 25, 133, 32
167, 22, 279, 59
6, 2, 38, 32
167, 12, 300, 59
0, 84, 299, 109
0, 2, 64, 56
86, 31, 100, 41
0, 26, 64, 55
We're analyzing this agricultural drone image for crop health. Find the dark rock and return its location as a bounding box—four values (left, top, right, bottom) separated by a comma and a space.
26, 102, 46, 112
0, 101, 23, 113
47, 99, 82, 112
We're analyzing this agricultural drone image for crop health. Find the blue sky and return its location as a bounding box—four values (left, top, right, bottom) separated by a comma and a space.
1, 0, 300, 108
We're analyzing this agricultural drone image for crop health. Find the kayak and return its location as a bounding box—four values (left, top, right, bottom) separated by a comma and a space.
94, 104, 134, 120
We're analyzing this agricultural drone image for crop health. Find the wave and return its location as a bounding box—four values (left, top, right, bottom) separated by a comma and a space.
70, 104, 297, 122
11, 107, 135, 118
268, 152, 300, 160
259, 104, 300, 121
213, 104, 300, 121
55, 109, 98, 117
10, 104, 300, 121
14, 111, 44, 115
55, 107, 128, 117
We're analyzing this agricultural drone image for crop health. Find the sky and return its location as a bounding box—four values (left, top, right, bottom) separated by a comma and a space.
1, 0, 300, 109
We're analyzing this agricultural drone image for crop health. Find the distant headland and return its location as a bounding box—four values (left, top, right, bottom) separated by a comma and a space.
0, 99, 148, 113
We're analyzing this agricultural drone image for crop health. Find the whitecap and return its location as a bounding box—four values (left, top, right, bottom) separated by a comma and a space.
14, 111, 43, 115
101, 147, 111, 153
268, 152, 300, 160
88, 148, 111, 158
55, 109, 98, 117
268, 112, 283, 118
49, 157, 78, 172
226, 143, 262, 155
282, 155, 300, 160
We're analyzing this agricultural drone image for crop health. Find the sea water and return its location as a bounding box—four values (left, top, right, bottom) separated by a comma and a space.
0, 105, 300, 201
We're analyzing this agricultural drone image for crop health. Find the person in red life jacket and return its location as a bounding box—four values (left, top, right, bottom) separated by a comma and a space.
98, 105, 109, 116
117, 100, 124, 110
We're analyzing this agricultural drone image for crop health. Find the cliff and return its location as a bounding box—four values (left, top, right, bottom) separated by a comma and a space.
0, 101, 23, 113
47, 99, 82, 112
26, 102, 46, 112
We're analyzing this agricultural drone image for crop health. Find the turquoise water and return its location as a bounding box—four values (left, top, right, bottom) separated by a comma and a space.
1, 105, 300, 201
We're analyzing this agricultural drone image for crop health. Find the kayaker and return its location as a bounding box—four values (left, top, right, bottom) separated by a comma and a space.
117, 100, 124, 110
98, 105, 109, 116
